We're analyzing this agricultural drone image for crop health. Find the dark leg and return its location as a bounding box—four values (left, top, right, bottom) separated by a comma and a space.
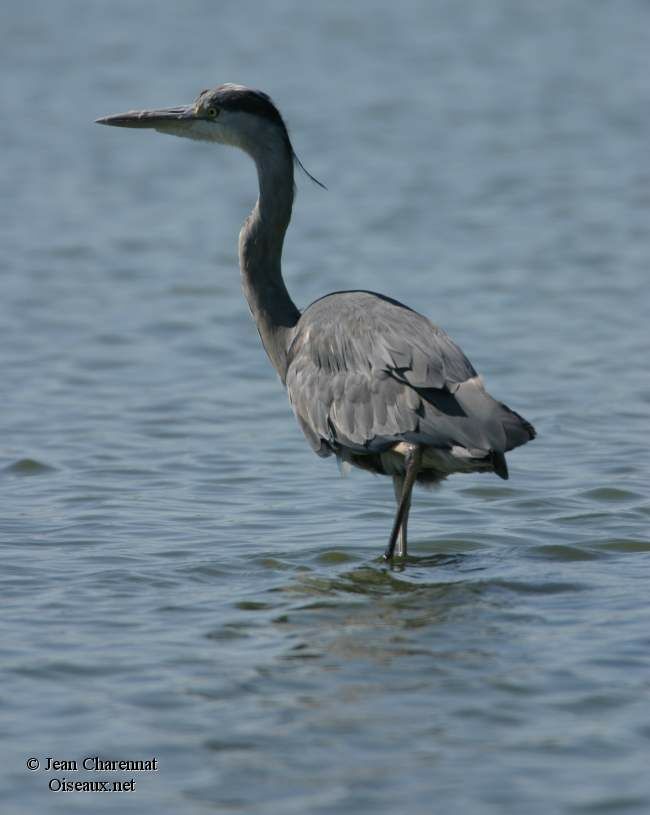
383, 445, 422, 561
392, 475, 411, 558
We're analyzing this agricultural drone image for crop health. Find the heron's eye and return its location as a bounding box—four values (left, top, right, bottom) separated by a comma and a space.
206, 107, 219, 119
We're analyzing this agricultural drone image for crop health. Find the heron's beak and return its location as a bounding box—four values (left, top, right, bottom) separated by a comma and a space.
96, 105, 198, 128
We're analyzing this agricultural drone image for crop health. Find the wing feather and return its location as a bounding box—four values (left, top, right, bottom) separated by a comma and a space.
285, 291, 534, 459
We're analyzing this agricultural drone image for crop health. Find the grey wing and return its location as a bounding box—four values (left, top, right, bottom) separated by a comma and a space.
285, 291, 535, 460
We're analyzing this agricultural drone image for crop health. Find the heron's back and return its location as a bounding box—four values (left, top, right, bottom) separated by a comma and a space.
285, 291, 534, 478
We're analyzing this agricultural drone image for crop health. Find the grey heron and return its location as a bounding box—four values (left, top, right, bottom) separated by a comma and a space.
97, 84, 535, 562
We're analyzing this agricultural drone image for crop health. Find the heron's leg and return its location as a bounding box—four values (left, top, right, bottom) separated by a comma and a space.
384, 445, 422, 561
392, 475, 411, 559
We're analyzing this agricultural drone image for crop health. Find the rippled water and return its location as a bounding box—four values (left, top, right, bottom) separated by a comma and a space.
2, 1, 650, 813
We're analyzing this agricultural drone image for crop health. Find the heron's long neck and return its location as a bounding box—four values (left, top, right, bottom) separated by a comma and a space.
239, 146, 300, 383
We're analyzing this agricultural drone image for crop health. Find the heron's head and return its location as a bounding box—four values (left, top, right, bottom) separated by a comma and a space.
97, 84, 294, 159
98, 84, 324, 188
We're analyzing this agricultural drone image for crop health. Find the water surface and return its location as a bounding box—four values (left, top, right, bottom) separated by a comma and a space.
2, 1, 650, 813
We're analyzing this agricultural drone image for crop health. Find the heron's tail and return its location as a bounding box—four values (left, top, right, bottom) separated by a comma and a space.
499, 402, 536, 451
449, 381, 536, 480
450, 378, 536, 453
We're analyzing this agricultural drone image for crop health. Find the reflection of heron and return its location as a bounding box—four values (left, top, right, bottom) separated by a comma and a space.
98, 84, 535, 561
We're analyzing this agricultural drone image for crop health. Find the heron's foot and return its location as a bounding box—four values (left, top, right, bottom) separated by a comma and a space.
382, 544, 407, 564
383, 538, 398, 561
